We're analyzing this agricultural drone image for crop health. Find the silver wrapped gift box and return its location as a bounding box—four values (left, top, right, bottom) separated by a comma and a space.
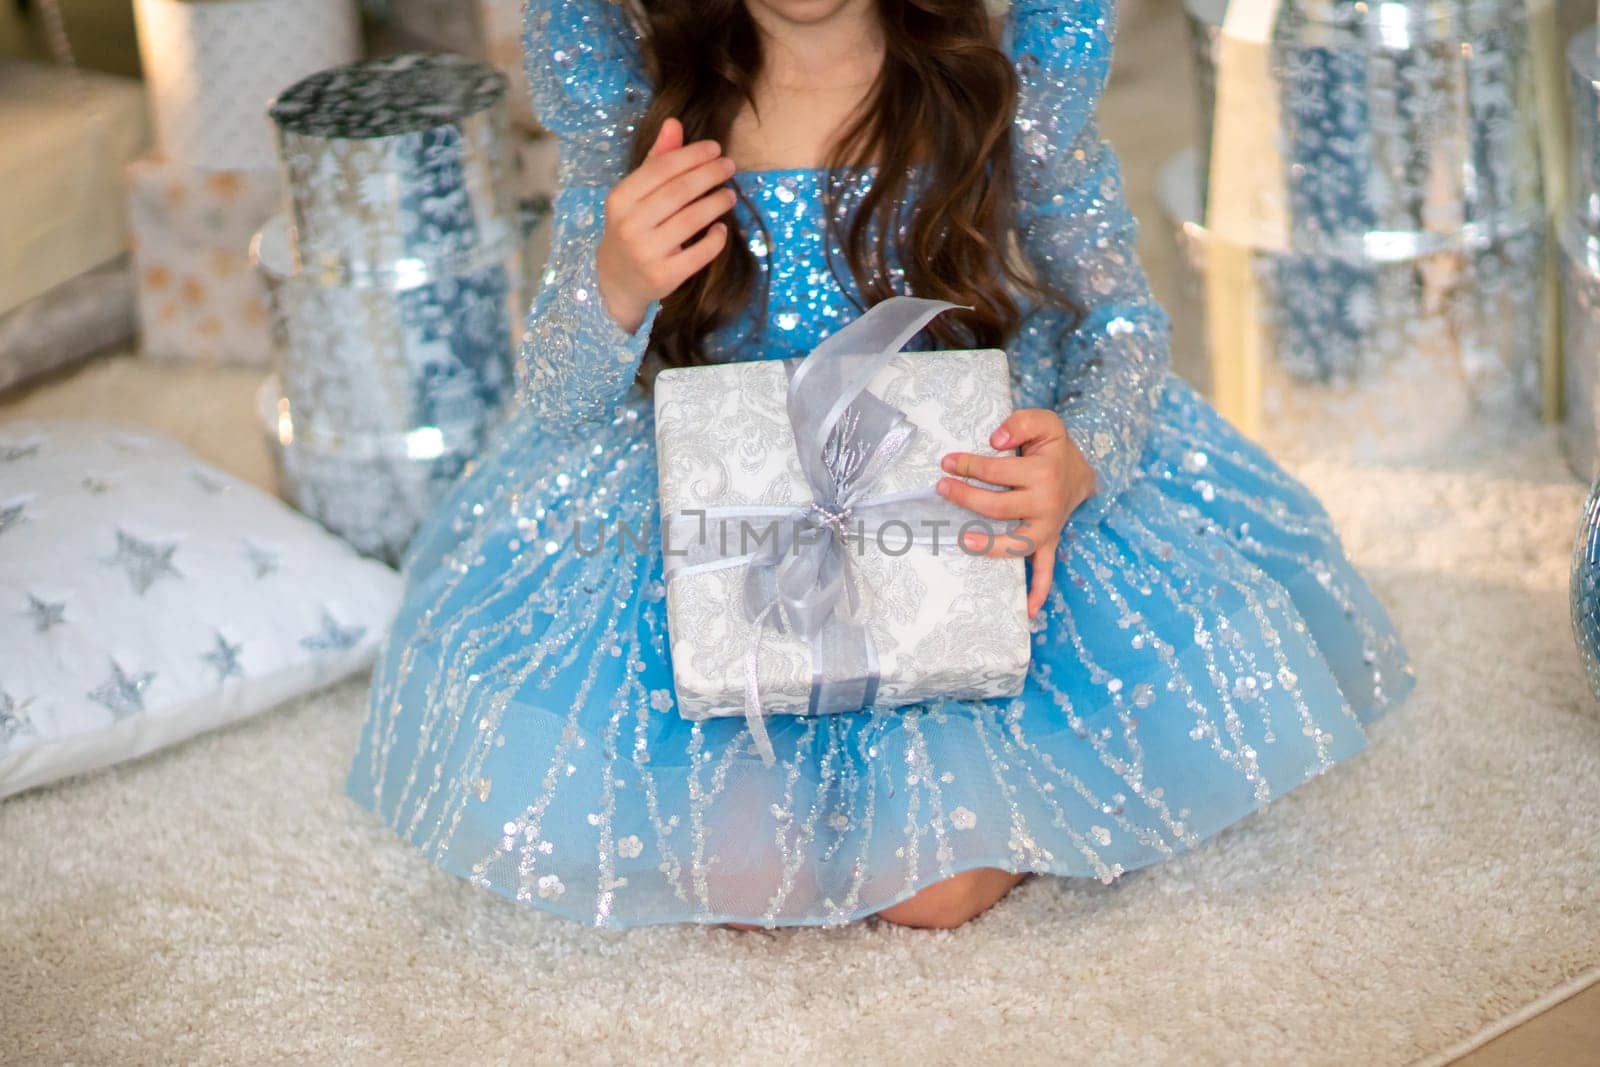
653, 300, 1029, 753
270, 54, 520, 281
1563, 26, 1600, 479
1159, 150, 1543, 460
255, 374, 476, 566
258, 55, 524, 563
126, 158, 282, 368
1184, 0, 1550, 249
1173, 0, 1558, 444
1562, 216, 1600, 479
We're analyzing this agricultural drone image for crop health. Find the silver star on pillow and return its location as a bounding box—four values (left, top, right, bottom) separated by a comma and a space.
300, 609, 366, 653
25, 594, 65, 633
104, 528, 183, 595
201, 632, 245, 681
244, 541, 279, 579
0, 691, 34, 743
87, 660, 156, 719
0, 501, 25, 537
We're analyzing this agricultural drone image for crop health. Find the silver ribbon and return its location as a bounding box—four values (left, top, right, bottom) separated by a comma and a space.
661, 296, 985, 764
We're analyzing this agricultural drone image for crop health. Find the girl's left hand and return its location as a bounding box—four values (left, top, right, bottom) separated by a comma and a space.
937, 409, 1096, 618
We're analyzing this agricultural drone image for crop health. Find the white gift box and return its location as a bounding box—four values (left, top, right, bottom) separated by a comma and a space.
133, 0, 361, 172
127, 157, 282, 367
653, 302, 1030, 736
0, 61, 151, 317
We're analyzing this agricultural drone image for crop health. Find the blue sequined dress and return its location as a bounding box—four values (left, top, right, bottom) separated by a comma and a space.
346, 0, 1415, 927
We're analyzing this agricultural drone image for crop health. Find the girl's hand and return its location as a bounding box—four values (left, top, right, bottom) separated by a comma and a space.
937, 409, 1096, 618
595, 117, 736, 334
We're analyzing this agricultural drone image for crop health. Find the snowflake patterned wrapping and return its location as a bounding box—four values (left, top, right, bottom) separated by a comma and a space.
257, 375, 483, 565
1160, 149, 1543, 460
1187, 0, 1547, 250
654, 348, 1029, 720
255, 215, 519, 564
1572, 475, 1600, 702
344, 0, 1415, 928
257, 218, 518, 438
1176, 0, 1551, 441
271, 54, 519, 277
261, 55, 527, 563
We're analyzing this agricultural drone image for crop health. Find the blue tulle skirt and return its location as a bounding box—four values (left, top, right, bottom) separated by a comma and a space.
346, 375, 1412, 927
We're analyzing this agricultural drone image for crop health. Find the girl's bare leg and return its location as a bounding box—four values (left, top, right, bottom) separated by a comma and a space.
874, 868, 1029, 930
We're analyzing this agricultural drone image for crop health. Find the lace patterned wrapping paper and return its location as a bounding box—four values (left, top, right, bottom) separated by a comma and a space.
1179, 0, 1557, 441
257, 55, 525, 562
653, 350, 1030, 720
126, 158, 280, 367
132, 0, 360, 172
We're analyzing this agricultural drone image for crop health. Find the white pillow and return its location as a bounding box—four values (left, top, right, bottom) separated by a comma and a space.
0, 418, 401, 799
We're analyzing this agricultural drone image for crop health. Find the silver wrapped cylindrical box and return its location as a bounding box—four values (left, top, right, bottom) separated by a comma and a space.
1174, 0, 1557, 442
1563, 26, 1600, 478
254, 215, 518, 442
1159, 150, 1543, 460
1183, 0, 1547, 258
260, 55, 523, 563
1569, 27, 1600, 236
1561, 218, 1600, 478
269, 54, 520, 282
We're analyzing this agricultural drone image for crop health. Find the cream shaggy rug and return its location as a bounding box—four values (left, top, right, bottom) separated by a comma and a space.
6, 2, 1600, 1059
4, 361, 1599, 1067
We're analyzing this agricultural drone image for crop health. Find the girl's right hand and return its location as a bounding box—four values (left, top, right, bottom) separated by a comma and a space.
595, 117, 736, 335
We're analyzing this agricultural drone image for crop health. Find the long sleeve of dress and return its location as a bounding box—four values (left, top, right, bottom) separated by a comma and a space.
1007, 1, 1173, 508
518, 0, 661, 424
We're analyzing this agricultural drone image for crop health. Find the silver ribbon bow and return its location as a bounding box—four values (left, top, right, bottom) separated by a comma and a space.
662, 296, 983, 764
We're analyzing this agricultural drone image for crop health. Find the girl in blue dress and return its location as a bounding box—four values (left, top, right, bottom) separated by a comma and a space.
347, 0, 1414, 930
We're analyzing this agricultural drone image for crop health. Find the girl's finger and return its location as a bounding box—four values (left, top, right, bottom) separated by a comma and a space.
940, 451, 1036, 488
991, 408, 1064, 451
634, 155, 737, 228
1027, 541, 1057, 617
936, 477, 1030, 519
613, 139, 723, 208
959, 521, 1040, 559
653, 187, 738, 251
660, 222, 728, 285
649, 117, 684, 157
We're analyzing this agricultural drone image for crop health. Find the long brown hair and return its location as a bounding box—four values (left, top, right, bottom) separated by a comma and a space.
628, 0, 1070, 368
